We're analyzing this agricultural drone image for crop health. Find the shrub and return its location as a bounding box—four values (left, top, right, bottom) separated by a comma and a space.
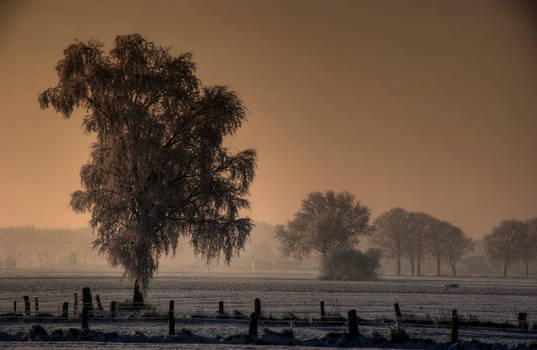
389, 326, 409, 343
320, 248, 381, 281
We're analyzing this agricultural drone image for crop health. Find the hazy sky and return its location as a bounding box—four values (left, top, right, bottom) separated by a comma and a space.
1, 0, 536, 239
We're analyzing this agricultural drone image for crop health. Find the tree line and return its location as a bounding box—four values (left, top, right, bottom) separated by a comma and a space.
276, 191, 537, 280
371, 207, 473, 277
484, 219, 537, 278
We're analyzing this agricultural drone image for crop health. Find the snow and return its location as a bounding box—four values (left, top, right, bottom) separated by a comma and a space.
0, 275, 536, 348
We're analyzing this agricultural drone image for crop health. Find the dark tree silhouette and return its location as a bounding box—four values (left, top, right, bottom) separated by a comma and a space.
444, 226, 473, 276
405, 212, 432, 276
484, 220, 527, 277
424, 218, 452, 276
371, 207, 410, 276
516, 218, 537, 278
39, 34, 256, 294
275, 191, 370, 264
320, 248, 381, 281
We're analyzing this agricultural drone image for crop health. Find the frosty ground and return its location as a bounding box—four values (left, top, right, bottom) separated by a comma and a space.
0, 274, 536, 348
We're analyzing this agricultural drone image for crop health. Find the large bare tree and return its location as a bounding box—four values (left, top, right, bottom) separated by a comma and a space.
39, 34, 256, 295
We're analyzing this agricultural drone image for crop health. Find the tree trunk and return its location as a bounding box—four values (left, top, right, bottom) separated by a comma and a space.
503, 259, 508, 278
525, 262, 529, 279
417, 258, 421, 276
133, 279, 144, 309
396, 255, 401, 276
436, 256, 441, 276
450, 260, 456, 276
410, 257, 415, 276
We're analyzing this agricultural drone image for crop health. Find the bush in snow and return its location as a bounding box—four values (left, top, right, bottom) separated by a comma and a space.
320, 248, 381, 281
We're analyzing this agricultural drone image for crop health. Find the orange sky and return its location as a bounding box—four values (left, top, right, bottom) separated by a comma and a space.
1, 0, 536, 239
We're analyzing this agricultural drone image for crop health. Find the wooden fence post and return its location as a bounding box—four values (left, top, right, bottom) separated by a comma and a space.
320, 301, 325, 318
394, 303, 402, 318
95, 295, 103, 312
518, 312, 528, 329
34, 297, 39, 316
81, 306, 89, 333
451, 309, 459, 343
110, 301, 117, 318
168, 300, 175, 336
254, 298, 261, 315
348, 309, 359, 340
82, 287, 94, 313
23, 296, 30, 316
249, 312, 259, 337
34, 297, 39, 315
13, 301, 16, 314
62, 302, 69, 318
218, 301, 224, 315
74, 293, 78, 316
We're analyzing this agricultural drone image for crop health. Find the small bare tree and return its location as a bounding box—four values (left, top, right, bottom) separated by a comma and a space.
485, 220, 527, 277
371, 207, 410, 276
516, 218, 537, 278
444, 226, 473, 276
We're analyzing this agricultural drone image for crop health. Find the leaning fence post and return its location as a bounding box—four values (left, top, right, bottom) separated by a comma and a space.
348, 309, 359, 340
320, 301, 325, 318
74, 293, 78, 316
23, 296, 30, 316
249, 312, 259, 337
13, 301, 16, 314
95, 295, 103, 312
394, 303, 402, 319
168, 300, 175, 336
218, 301, 224, 315
34, 297, 39, 315
254, 298, 261, 315
62, 302, 69, 318
81, 306, 89, 333
451, 309, 459, 343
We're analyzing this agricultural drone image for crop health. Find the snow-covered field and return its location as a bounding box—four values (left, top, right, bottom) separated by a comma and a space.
0, 274, 536, 348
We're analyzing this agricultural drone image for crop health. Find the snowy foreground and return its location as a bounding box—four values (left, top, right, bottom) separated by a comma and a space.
0, 320, 536, 350
0, 274, 536, 348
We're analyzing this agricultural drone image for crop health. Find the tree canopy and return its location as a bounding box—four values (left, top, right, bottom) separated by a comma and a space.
39, 34, 256, 292
275, 191, 371, 262
443, 225, 474, 276
485, 219, 530, 277
372, 208, 473, 276
371, 207, 410, 276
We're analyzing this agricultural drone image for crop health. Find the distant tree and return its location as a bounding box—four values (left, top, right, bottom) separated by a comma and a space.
275, 191, 371, 265
424, 218, 451, 276
405, 212, 432, 276
320, 248, 381, 281
443, 226, 474, 276
39, 34, 256, 295
484, 220, 527, 277
517, 218, 537, 278
371, 207, 410, 276
67, 251, 78, 266
4, 255, 17, 269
